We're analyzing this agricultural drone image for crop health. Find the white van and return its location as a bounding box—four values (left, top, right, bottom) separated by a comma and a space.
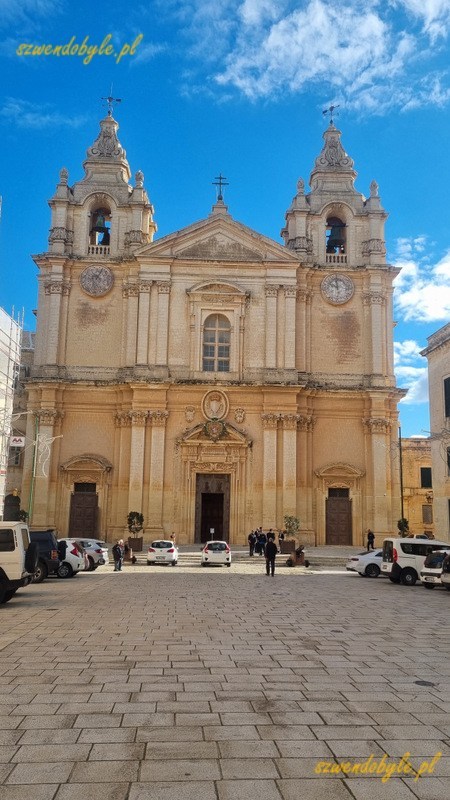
381, 537, 450, 586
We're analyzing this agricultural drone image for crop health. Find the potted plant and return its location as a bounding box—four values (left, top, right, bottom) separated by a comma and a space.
127, 511, 144, 551
281, 515, 300, 553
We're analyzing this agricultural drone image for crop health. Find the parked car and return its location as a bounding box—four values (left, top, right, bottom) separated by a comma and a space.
0, 522, 38, 604
65, 538, 108, 571
56, 539, 84, 578
147, 540, 178, 565
381, 537, 450, 586
29, 529, 60, 583
420, 549, 450, 589
346, 550, 383, 577
201, 540, 231, 567
440, 553, 450, 591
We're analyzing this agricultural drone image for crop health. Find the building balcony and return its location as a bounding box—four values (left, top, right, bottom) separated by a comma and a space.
326, 253, 347, 265
88, 245, 110, 256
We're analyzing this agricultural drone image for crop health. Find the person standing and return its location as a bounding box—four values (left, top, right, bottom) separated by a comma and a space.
367, 529, 375, 551
265, 534, 278, 576
112, 539, 124, 571
248, 530, 256, 557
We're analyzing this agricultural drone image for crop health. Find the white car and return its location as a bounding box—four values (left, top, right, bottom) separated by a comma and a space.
201, 540, 231, 567
57, 539, 84, 578
346, 550, 383, 578
381, 537, 450, 586
420, 549, 450, 589
147, 540, 178, 566
66, 538, 109, 571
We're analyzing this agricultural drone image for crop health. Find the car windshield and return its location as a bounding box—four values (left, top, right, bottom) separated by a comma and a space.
152, 541, 173, 549
424, 551, 449, 568
208, 542, 227, 551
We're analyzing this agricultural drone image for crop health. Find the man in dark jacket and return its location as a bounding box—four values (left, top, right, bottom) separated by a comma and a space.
265, 534, 278, 576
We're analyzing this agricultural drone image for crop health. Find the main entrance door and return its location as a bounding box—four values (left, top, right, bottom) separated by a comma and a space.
326, 489, 352, 545
69, 483, 98, 537
195, 474, 230, 543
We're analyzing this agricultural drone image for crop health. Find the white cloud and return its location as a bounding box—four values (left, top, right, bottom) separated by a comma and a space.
132, 42, 166, 65
167, 0, 450, 112
0, 98, 87, 129
393, 239, 450, 322
0, 0, 61, 27
394, 339, 423, 364
395, 365, 429, 403
396, 0, 450, 41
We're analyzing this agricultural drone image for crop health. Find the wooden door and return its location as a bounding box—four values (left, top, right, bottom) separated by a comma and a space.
69, 493, 98, 537
326, 497, 352, 545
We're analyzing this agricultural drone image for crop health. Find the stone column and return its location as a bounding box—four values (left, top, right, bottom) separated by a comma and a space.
58, 280, 71, 365
364, 292, 385, 376
281, 414, 298, 516
284, 287, 297, 369
148, 410, 169, 535
31, 409, 64, 526
124, 284, 139, 366
261, 413, 278, 527
112, 412, 131, 532
265, 287, 278, 369
363, 416, 391, 533
297, 414, 315, 535
296, 289, 311, 372
156, 282, 171, 365
128, 411, 148, 512
136, 281, 152, 365
44, 282, 65, 364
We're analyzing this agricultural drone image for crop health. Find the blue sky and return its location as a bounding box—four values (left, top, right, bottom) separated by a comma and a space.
1, 0, 450, 437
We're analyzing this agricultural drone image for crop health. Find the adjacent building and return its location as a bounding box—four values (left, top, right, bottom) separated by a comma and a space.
421, 324, 450, 538
20, 113, 405, 545
0, 308, 22, 519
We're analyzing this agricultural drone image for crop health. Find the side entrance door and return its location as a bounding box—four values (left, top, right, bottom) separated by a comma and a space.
326, 489, 352, 545
69, 483, 98, 538
195, 474, 230, 543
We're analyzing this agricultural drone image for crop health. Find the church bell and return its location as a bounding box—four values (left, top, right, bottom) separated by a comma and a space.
91, 210, 108, 234
326, 223, 346, 253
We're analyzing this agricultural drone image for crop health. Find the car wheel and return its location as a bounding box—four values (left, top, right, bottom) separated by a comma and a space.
87, 556, 96, 572
201, 562, 206, 567
170, 561, 176, 566
401, 568, 417, 586
226, 563, 231, 567
423, 583, 435, 589
389, 575, 401, 584
32, 561, 47, 583
57, 562, 73, 579
365, 563, 380, 578
0, 588, 16, 604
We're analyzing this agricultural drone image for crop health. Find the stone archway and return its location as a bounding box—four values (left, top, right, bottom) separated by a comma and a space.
314, 462, 365, 546
59, 454, 112, 538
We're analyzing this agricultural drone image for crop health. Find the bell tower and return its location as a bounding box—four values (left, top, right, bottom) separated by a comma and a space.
33, 113, 157, 373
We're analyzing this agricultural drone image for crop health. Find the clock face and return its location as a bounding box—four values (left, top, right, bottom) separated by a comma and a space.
321, 274, 354, 305
80, 266, 114, 297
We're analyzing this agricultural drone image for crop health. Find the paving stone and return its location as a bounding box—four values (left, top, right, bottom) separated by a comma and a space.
145, 742, 218, 759
218, 741, 279, 758
257, 725, 315, 740
402, 777, 450, 799
203, 726, 260, 741
12, 744, 90, 763
6, 763, 73, 784
276, 779, 354, 799
89, 743, 145, 761
128, 782, 217, 800
220, 759, 279, 779
55, 784, 129, 800
216, 779, 282, 800
136, 726, 204, 742
378, 741, 450, 757
0, 787, 58, 800
69, 760, 139, 783
140, 759, 220, 781
18, 715, 76, 730
342, 778, 419, 798
77, 729, 136, 744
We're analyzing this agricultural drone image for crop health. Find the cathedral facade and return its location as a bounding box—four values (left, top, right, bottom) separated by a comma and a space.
21, 113, 404, 545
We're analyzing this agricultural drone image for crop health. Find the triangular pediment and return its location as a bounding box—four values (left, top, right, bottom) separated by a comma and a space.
179, 422, 250, 445
135, 213, 299, 264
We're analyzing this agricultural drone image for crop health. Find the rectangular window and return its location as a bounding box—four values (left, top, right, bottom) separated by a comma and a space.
0, 530, 15, 552
420, 467, 432, 488
445, 377, 450, 418
9, 447, 22, 467
422, 505, 433, 524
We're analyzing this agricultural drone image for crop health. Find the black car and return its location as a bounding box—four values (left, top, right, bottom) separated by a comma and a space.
29, 529, 60, 583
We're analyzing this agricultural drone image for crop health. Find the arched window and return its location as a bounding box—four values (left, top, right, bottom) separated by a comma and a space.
326, 215, 346, 254
89, 207, 111, 246
202, 314, 231, 372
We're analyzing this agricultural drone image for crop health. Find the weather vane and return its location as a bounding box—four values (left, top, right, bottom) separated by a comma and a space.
322, 104, 340, 124
101, 85, 122, 116
212, 173, 229, 201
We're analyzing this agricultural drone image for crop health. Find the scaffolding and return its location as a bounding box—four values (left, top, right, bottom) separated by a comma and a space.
0, 307, 23, 519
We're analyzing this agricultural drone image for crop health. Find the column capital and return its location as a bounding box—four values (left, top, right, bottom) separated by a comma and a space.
44, 280, 70, 296
157, 281, 171, 294
130, 410, 148, 427
138, 280, 153, 293
261, 413, 279, 429
280, 413, 300, 430
363, 292, 385, 306
36, 409, 65, 426
297, 289, 312, 304
115, 411, 132, 427
265, 286, 278, 298
122, 282, 139, 298
362, 416, 391, 434
149, 410, 169, 427
297, 414, 316, 432
283, 286, 298, 299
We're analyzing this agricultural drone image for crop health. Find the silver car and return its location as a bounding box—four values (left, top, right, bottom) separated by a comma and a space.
66, 538, 109, 571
